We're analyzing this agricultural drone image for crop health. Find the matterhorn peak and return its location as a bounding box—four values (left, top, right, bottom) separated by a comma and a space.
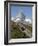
11, 11, 32, 24
15, 11, 25, 21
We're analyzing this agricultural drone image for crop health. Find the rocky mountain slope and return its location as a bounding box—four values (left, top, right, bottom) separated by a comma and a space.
10, 12, 32, 38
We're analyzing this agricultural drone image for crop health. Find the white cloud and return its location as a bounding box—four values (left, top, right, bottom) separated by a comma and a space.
11, 17, 32, 24
24, 18, 32, 23
11, 17, 14, 21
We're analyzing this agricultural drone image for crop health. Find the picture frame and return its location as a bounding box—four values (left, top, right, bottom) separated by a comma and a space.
4, 1, 37, 45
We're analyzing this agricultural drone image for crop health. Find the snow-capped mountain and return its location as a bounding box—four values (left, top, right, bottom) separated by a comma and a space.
16, 12, 25, 20
15, 12, 25, 22
11, 12, 32, 24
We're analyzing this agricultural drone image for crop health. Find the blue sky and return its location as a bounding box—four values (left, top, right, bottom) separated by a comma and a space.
10, 6, 32, 20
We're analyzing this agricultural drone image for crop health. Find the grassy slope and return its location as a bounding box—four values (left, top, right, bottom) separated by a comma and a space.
10, 21, 32, 38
